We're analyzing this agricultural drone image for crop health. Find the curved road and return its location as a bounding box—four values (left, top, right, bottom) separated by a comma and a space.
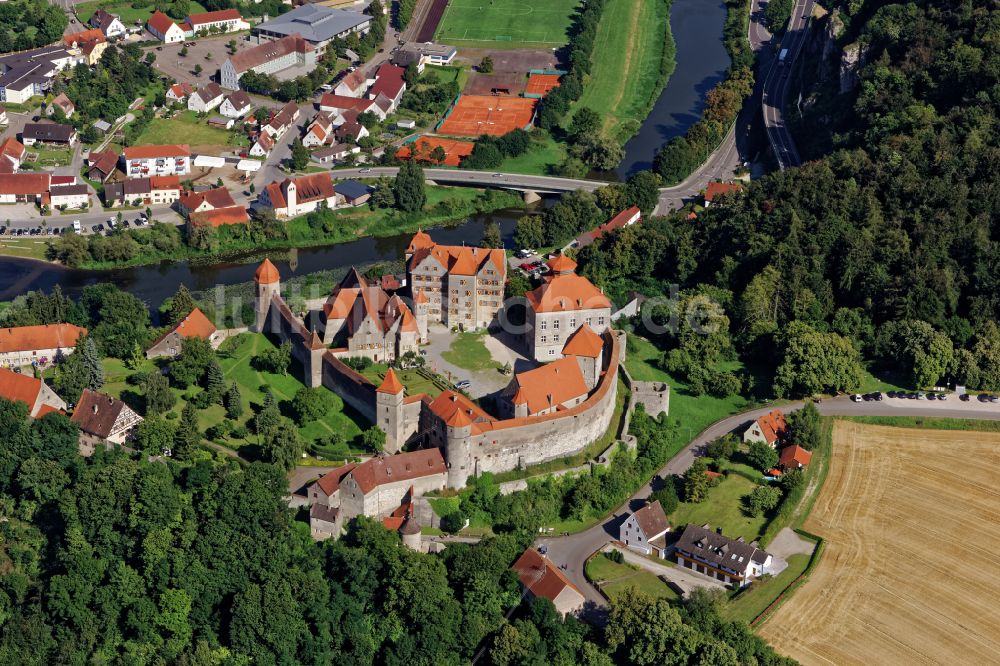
761, 0, 815, 168
537, 394, 1000, 611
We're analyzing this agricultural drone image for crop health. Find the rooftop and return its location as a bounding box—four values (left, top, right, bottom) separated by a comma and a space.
254, 5, 370, 44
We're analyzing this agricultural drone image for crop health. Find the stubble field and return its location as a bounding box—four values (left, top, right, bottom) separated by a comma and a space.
759, 421, 1000, 665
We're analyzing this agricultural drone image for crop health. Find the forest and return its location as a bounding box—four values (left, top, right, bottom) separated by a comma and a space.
576, 0, 1000, 396
0, 0, 66, 54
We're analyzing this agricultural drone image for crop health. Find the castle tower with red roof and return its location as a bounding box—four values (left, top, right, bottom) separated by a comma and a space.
376, 368, 406, 454
253, 258, 281, 332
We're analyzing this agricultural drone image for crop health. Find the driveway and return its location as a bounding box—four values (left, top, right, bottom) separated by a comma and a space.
610, 545, 727, 595
422, 323, 514, 398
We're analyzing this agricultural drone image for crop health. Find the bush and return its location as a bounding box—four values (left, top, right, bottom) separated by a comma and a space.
648, 478, 679, 515
607, 549, 624, 564
343, 356, 373, 371
440, 510, 467, 534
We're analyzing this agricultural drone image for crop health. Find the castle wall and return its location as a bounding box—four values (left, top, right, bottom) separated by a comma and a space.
321, 352, 377, 423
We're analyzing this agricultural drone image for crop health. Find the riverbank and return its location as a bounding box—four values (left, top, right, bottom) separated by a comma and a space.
571, 0, 677, 144
40, 187, 524, 271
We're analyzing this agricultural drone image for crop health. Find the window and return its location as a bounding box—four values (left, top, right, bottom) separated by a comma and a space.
570, 318, 576, 329
585, 318, 592, 327
553, 334, 559, 343
540, 335, 547, 344
540, 320, 547, 330
553, 320, 560, 330
548, 349, 555, 356
598, 317, 606, 326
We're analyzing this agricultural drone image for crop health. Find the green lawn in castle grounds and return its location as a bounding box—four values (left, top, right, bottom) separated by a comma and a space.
585, 553, 679, 602
434, 0, 580, 49
360, 363, 447, 398
441, 330, 501, 372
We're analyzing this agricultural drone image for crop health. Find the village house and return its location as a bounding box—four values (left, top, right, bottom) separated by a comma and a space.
390, 42, 457, 73
778, 444, 812, 472
251, 5, 371, 50
366, 63, 406, 112
220, 33, 316, 90
320, 270, 419, 359
146, 307, 221, 358
122, 144, 191, 178
524, 254, 612, 361
512, 548, 586, 616
262, 101, 300, 139
309, 504, 343, 541
334, 69, 372, 97
302, 112, 334, 148
335, 180, 372, 206
177, 187, 237, 218
405, 230, 507, 332
50, 184, 89, 210
166, 82, 194, 103
71, 388, 144, 456
21, 122, 77, 147
0, 137, 25, 172
259, 172, 340, 219
704, 181, 744, 207
220, 91, 252, 118
0, 172, 51, 204
85, 149, 118, 182
248, 131, 273, 157
90, 9, 127, 38
620, 500, 671, 558
0, 46, 76, 105
188, 83, 225, 113
147, 10, 185, 43
0, 367, 66, 417
743, 409, 788, 448
333, 111, 368, 143
104, 175, 181, 207
312, 143, 359, 164
189, 206, 250, 228
318, 92, 378, 117
675, 524, 773, 587
62, 29, 107, 66
0, 323, 86, 369
183, 9, 250, 35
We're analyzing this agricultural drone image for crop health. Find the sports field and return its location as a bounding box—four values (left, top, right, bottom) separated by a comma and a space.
397, 136, 474, 166
571, 0, 673, 142
437, 95, 537, 137
434, 0, 581, 49
525, 73, 561, 97
759, 422, 1000, 664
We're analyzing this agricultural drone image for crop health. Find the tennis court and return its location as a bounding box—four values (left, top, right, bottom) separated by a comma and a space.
434, 0, 581, 49
437, 95, 538, 137
397, 137, 475, 166
464, 71, 526, 96
525, 73, 561, 97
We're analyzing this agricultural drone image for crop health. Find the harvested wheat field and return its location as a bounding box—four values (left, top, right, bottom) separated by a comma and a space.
759, 421, 1000, 665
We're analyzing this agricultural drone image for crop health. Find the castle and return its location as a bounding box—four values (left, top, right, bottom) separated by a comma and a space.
252, 233, 622, 491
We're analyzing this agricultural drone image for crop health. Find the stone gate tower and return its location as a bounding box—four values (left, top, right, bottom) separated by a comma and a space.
254, 258, 281, 332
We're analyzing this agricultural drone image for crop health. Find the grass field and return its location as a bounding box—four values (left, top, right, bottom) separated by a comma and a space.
0, 236, 50, 260
571, 0, 673, 142
669, 462, 768, 542
723, 552, 810, 624
77, 0, 207, 25
360, 364, 447, 398
434, 0, 580, 49
586, 553, 679, 602
759, 422, 1000, 664
133, 111, 239, 152
441, 331, 501, 372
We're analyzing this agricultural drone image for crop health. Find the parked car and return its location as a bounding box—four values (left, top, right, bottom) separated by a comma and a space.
851, 394, 862, 402
960, 393, 971, 401
455, 380, 472, 390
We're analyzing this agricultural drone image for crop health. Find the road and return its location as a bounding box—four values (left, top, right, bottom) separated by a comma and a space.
329, 165, 603, 193
761, 0, 815, 168
537, 393, 1000, 610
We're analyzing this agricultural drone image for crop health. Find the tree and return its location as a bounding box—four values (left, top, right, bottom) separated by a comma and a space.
253, 341, 291, 374
393, 160, 426, 212
144, 372, 176, 414
648, 479, 679, 515
362, 426, 385, 454
606, 593, 700, 666
786, 401, 821, 450
513, 215, 544, 250
205, 359, 225, 403
440, 509, 467, 534
746, 440, 779, 473
429, 145, 447, 163
193, 64, 203, 77
682, 457, 711, 503
78, 336, 104, 390
290, 387, 328, 424
136, 415, 175, 455
624, 170, 660, 214
478, 56, 494, 73
773, 321, 864, 397
877, 320, 953, 389
262, 422, 303, 470
53, 352, 90, 403
290, 138, 309, 171
574, 133, 624, 171
403, 60, 420, 85
224, 383, 243, 419
569, 107, 601, 141
743, 485, 782, 517
481, 221, 503, 249
173, 403, 201, 459
170, 336, 215, 388
705, 434, 737, 462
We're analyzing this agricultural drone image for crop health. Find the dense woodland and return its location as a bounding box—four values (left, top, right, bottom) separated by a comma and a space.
576, 0, 1000, 395
0, 0, 66, 54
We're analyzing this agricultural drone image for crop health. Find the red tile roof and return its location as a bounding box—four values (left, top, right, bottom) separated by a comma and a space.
632, 500, 670, 538
228, 34, 312, 74
511, 356, 589, 414
348, 449, 447, 494
705, 181, 744, 203
319, 93, 375, 113
147, 10, 177, 34
315, 463, 357, 496
377, 367, 404, 394
577, 206, 641, 247
525, 273, 611, 313
0, 323, 86, 354
408, 242, 506, 278
755, 409, 788, 445
0, 367, 41, 411
168, 82, 194, 98
779, 444, 812, 468
255, 258, 280, 284
64, 28, 106, 47
189, 206, 249, 227
0, 173, 50, 195
150, 308, 216, 349
149, 175, 181, 190
179, 187, 236, 211
561, 324, 604, 358
512, 548, 582, 604
547, 254, 577, 273
428, 390, 495, 428
123, 144, 190, 159
369, 63, 405, 100
187, 9, 243, 26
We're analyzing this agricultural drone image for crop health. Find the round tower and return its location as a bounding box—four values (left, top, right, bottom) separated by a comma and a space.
253, 258, 281, 333
399, 516, 422, 551
443, 401, 475, 488
376, 368, 406, 453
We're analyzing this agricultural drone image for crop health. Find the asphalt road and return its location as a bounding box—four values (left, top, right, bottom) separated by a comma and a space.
330, 166, 603, 193
538, 393, 1000, 610
761, 0, 815, 168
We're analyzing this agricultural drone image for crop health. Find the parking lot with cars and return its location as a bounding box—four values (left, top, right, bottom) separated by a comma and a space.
851, 390, 1000, 407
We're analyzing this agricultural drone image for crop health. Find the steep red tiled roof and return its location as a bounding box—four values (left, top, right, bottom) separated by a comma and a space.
705, 181, 743, 203
315, 463, 357, 496
149, 175, 181, 190
755, 409, 787, 444
0, 367, 41, 411
547, 254, 577, 273
187, 8, 243, 26
0, 173, 50, 195
525, 273, 611, 313
408, 242, 506, 279
319, 93, 375, 113
631, 500, 670, 538
779, 444, 812, 468
0, 323, 85, 353
179, 187, 236, 211
377, 368, 404, 394
348, 449, 446, 494
369, 63, 405, 99
561, 324, 604, 358
189, 206, 249, 227
87, 149, 118, 176
578, 206, 641, 246
255, 258, 280, 284
511, 357, 589, 415
428, 390, 495, 428
512, 548, 582, 603
64, 28, 105, 47
168, 82, 194, 98
149, 308, 216, 351
147, 10, 177, 34
70, 388, 130, 438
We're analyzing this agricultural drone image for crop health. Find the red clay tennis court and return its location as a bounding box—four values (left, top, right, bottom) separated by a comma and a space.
525, 73, 561, 97
397, 137, 475, 166
437, 95, 538, 137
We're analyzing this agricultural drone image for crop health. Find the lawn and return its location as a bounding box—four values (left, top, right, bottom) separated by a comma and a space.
495, 130, 567, 176
441, 331, 501, 372
669, 461, 769, 542
0, 235, 50, 261
434, 0, 581, 49
132, 111, 240, 151
422, 65, 469, 91
571, 0, 674, 142
77, 0, 207, 25
27, 147, 73, 167
359, 363, 448, 398
722, 552, 811, 624
586, 553, 679, 602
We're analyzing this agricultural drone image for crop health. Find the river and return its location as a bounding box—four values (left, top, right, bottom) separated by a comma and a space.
0, 213, 519, 306
617, 0, 730, 177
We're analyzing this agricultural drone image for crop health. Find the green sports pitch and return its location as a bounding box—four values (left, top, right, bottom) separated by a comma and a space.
434, 0, 581, 49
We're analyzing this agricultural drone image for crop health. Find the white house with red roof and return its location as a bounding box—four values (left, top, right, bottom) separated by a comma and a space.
0, 323, 86, 368
219, 91, 252, 118
122, 144, 191, 178
166, 82, 194, 103
0, 137, 26, 172
90, 9, 126, 38
248, 131, 274, 157
704, 181, 744, 206
146, 307, 220, 358
0, 367, 66, 417
183, 9, 249, 35
366, 63, 406, 112
620, 499, 671, 557
573, 206, 641, 249
512, 548, 585, 616
743, 409, 788, 448
147, 10, 185, 43
334, 69, 373, 97
259, 172, 339, 219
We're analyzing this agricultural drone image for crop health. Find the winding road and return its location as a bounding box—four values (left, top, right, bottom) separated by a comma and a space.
537, 394, 1000, 613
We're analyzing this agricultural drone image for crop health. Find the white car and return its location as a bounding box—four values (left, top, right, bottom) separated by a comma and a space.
72, 220, 81, 233
851, 394, 862, 402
